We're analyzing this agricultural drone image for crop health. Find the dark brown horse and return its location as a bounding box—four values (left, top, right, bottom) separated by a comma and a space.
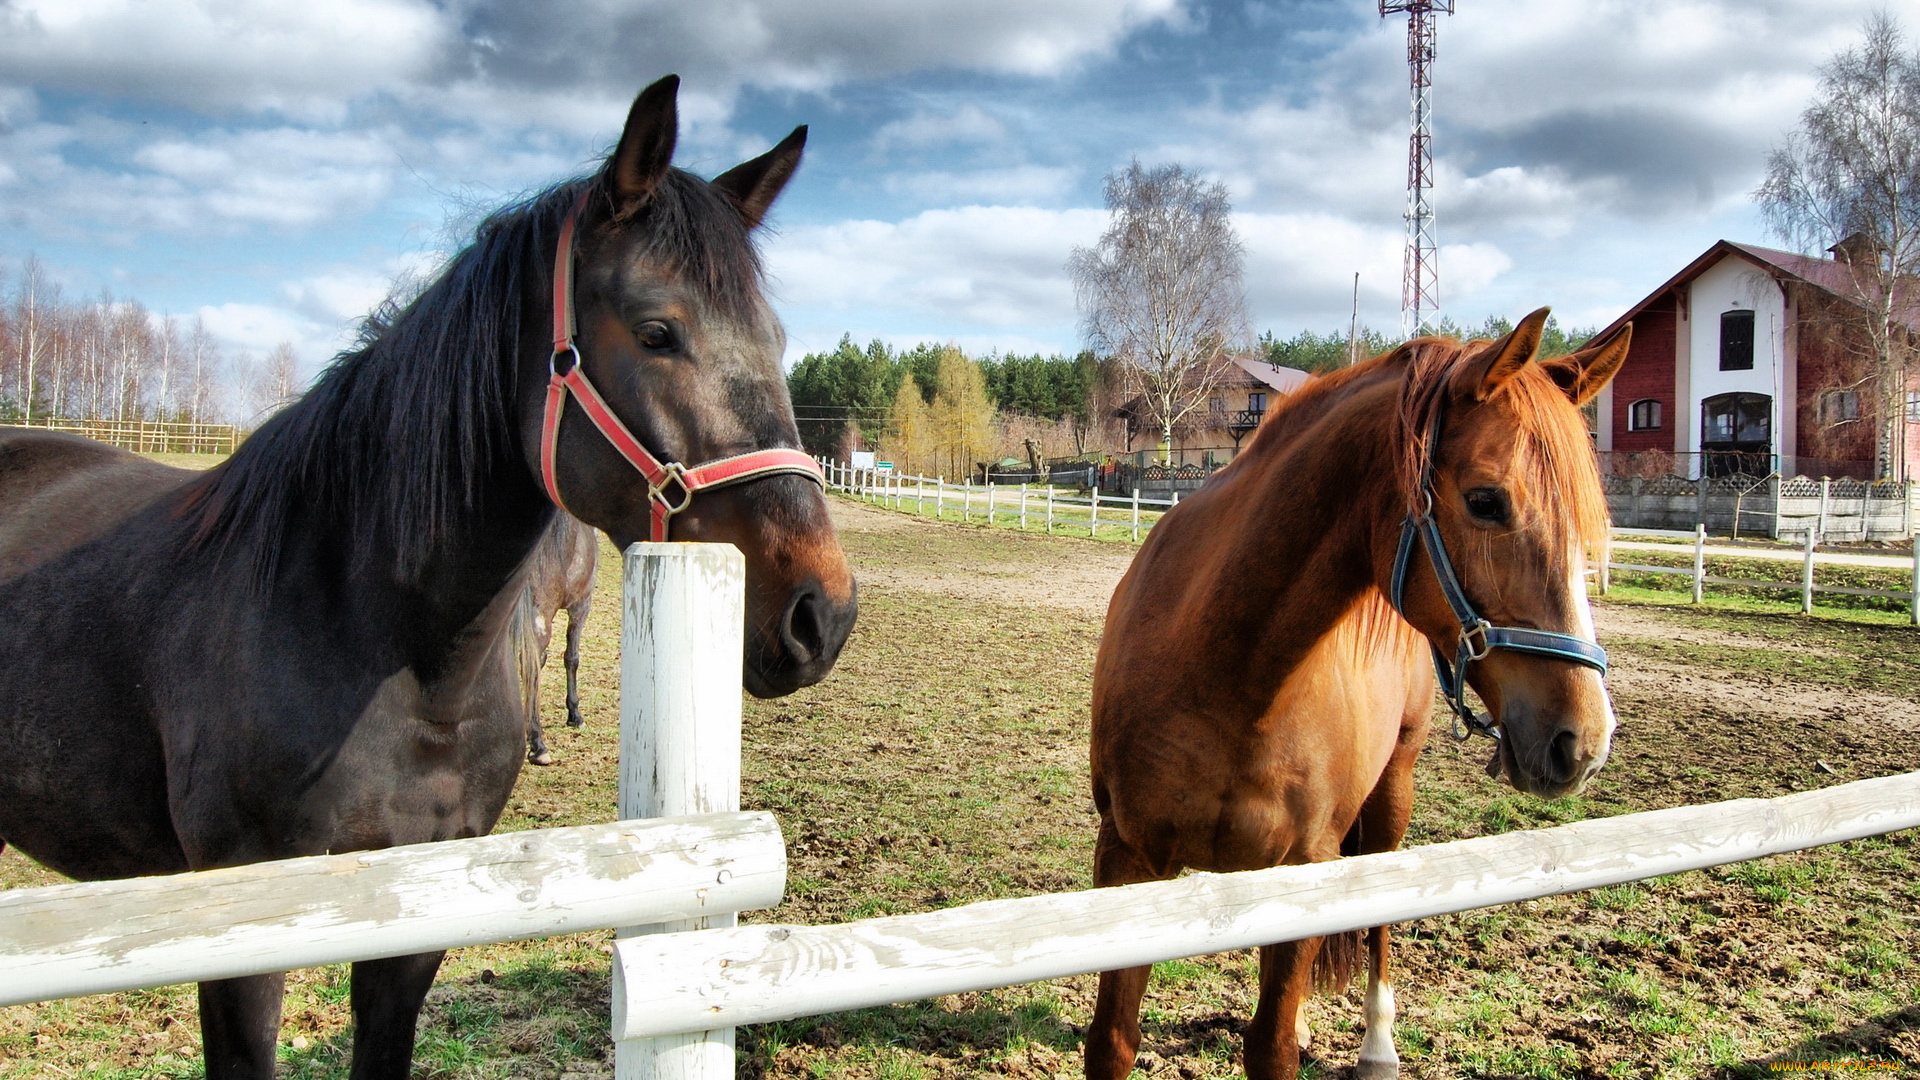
0, 76, 855, 1080
1086, 311, 1629, 1080
519, 511, 598, 766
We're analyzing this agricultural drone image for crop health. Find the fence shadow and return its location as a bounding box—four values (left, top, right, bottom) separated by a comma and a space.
1735, 1003, 1919, 1074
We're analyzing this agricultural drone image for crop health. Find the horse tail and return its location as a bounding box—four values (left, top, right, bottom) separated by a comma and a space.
511, 581, 544, 727
1312, 816, 1370, 992
1313, 928, 1365, 993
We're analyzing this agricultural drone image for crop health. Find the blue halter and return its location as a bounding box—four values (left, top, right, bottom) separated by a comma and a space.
1388, 402, 1609, 741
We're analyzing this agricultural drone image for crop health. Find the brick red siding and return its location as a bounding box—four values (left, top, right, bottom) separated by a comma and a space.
1610, 295, 1677, 453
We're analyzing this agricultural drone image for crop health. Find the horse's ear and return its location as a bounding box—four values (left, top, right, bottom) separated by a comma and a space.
1458, 306, 1549, 401
1544, 323, 1633, 405
711, 125, 807, 230
608, 75, 680, 211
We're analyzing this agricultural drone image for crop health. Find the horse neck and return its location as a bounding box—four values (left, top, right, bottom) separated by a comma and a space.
1178, 369, 1409, 682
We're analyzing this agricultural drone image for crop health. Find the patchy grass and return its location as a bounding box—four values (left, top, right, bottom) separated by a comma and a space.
3, 494, 1917, 1079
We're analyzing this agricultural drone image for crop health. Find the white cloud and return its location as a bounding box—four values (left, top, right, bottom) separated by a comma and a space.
767, 205, 1105, 331
872, 105, 1008, 154
0, 0, 451, 120
879, 165, 1077, 204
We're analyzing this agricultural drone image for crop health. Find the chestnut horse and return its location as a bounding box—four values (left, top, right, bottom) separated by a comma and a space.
1087, 311, 1630, 1080
0, 76, 855, 1080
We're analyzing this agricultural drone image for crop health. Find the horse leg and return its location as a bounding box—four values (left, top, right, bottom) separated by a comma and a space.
1244, 937, 1321, 1080
1085, 817, 1173, 1080
199, 972, 286, 1080
348, 949, 446, 1080
564, 595, 589, 728
1354, 727, 1421, 1080
527, 710, 553, 766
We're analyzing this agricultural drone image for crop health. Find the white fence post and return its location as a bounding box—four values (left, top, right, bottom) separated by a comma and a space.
1691, 525, 1706, 604
1599, 531, 1612, 595
1090, 491, 1100, 538
1020, 483, 1028, 530
986, 481, 996, 526
1802, 530, 1818, 615
1046, 487, 1055, 534
616, 543, 747, 1080
1131, 488, 1141, 542
937, 477, 945, 519
964, 478, 972, 523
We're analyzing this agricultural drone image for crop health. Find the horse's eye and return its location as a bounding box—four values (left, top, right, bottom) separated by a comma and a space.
635, 321, 674, 350
1464, 487, 1509, 524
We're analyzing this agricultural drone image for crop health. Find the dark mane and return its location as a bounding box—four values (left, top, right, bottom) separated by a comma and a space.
178, 164, 768, 586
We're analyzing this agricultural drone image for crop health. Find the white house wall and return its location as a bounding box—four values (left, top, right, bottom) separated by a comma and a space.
1686, 257, 1787, 476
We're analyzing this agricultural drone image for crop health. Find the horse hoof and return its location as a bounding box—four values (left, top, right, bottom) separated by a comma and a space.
1354, 1059, 1400, 1080
566, 716, 584, 728
529, 750, 555, 766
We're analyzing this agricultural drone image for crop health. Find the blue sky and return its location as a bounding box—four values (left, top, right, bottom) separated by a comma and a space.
0, 0, 1895, 386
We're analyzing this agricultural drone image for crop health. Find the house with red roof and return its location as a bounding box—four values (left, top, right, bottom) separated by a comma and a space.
1592, 239, 1920, 481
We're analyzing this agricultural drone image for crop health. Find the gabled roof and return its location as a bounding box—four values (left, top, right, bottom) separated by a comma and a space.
1225, 357, 1312, 394
1596, 239, 1920, 341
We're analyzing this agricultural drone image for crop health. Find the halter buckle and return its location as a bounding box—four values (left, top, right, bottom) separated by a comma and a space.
1461, 619, 1493, 662
649, 461, 695, 517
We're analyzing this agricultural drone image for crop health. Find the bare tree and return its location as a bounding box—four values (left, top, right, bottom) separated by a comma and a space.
1756, 12, 1920, 480
14, 256, 55, 422
1069, 161, 1248, 461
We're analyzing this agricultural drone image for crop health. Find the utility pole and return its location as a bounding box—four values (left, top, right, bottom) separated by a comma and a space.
1380, 0, 1453, 339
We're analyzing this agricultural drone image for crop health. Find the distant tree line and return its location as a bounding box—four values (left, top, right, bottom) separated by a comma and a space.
787, 334, 1097, 460
1259, 313, 1596, 374
0, 254, 302, 427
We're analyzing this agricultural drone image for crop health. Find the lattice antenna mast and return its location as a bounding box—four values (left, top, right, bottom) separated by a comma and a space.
1380, 0, 1452, 338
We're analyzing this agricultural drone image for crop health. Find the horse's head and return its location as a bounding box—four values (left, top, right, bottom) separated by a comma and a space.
526, 76, 855, 698
1383, 309, 1630, 798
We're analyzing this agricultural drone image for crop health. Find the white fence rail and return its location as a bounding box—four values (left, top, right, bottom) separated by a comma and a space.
0, 811, 783, 1009
611, 770, 1920, 1039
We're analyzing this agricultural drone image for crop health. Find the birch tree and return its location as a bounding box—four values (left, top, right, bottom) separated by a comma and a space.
1069, 161, 1248, 461
1756, 12, 1920, 480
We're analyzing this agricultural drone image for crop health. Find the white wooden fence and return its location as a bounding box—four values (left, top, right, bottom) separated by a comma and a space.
820, 459, 1174, 542
610, 770, 1920, 1040
825, 458, 1920, 625
1602, 526, 1920, 625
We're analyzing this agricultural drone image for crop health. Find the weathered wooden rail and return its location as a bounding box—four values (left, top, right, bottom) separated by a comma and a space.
608, 770, 1920, 1040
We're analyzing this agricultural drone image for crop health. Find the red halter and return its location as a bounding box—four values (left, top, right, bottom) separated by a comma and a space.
539, 192, 824, 541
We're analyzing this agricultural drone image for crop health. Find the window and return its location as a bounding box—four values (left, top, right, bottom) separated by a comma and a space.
1627, 399, 1662, 431
1719, 309, 1755, 371
1820, 390, 1860, 425
1907, 390, 1920, 423
1249, 391, 1267, 412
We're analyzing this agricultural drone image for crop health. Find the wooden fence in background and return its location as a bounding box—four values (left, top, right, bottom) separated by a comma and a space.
6, 416, 238, 454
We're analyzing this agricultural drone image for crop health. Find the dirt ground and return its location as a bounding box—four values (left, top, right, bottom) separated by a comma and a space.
1, 495, 1915, 1080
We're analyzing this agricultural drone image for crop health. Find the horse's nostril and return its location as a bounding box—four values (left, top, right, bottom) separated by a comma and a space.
1549, 729, 1580, 785
781, 587, 827, 665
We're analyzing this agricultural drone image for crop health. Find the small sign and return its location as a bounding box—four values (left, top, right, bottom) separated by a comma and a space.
850, 450, 876, 469
875, 461, 894, 472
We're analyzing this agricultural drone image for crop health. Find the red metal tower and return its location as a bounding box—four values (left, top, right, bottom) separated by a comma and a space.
1380, 0, 1453, 337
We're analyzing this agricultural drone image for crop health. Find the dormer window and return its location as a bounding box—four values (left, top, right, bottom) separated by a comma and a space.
1719, 309, 1755, 371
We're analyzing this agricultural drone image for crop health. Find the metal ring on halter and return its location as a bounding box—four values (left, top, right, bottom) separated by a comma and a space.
648, 462, 695, 516
1460, 619, 1493, 661
551, 343, 581, 378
